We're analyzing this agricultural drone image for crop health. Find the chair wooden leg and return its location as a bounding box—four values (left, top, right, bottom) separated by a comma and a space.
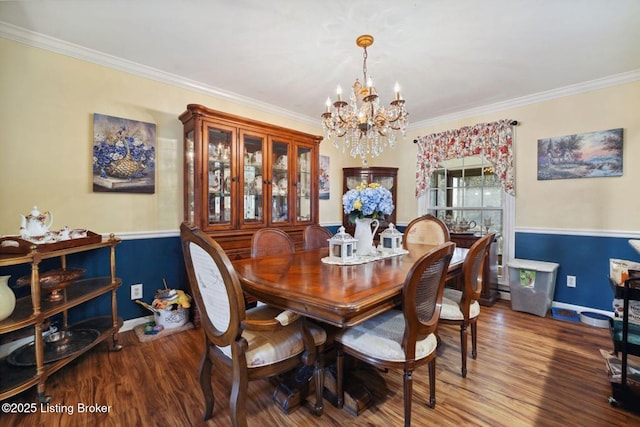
199, 347, 214, 420
229, 343, 249, 427
428, 358, 436, 408
471, 320, 478, 359
403, 368, 414, 427
336, 344, 344, 409
460, 323, 468, 378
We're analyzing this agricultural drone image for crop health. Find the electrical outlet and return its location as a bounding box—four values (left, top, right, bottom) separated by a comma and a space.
131, 283, 143, 300
567, 275, 576, 288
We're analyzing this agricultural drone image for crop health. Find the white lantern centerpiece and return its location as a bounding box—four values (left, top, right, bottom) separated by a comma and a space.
379, 223, 404, 254
329, 226, 357, 262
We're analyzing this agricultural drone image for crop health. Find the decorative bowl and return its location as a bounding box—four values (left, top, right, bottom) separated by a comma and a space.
16, 267, 86, 301
44, 330, 75, 351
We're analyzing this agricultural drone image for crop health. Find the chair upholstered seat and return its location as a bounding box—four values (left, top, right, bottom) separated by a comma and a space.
334, 242, 455, 427
219, 305, 326, 367
336, 310, 438, 363
440, 288, 480, 321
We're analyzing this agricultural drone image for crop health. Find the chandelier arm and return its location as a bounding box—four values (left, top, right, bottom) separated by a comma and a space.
384, 110, 407, 124
335, 110, 352, 126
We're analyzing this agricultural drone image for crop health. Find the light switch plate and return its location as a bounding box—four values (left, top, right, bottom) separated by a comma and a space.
131, 283, 143, 299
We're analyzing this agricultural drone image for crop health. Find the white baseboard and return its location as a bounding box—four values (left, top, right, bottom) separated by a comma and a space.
494, 293, 613, 317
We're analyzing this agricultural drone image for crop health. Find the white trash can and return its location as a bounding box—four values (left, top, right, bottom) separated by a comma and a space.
508, 259, 559, 317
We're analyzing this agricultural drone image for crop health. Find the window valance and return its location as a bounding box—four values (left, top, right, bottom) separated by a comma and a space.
415, 119, 516, 197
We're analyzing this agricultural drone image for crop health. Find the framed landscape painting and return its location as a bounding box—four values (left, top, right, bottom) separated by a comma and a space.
537, 128, 623, 180
92, 113, 156, 193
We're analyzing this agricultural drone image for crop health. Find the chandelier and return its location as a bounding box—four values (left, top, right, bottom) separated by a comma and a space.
322, 34, 408, 165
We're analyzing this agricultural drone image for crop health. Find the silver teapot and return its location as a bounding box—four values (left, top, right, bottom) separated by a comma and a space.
456, 218, 477, 232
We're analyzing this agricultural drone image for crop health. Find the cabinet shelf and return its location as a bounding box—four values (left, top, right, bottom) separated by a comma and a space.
0, 236, 121, 402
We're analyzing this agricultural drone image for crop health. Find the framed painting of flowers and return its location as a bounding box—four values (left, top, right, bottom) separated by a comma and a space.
92, 113, 156, 193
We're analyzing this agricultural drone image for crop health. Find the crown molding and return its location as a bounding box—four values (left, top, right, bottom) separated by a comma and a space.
409, 68, 640, 130
3, 21, 639, 132
0, 21, 318, 127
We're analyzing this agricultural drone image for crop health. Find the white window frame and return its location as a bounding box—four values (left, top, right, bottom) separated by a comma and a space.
417, 169, 515, 292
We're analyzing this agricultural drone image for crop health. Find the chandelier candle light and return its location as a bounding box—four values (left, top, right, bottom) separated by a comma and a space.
322, 34, 408, 165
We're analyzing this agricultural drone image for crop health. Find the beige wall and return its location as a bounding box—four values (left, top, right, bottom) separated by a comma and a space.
370, 81, 640, 232
1, 37, 639, 235
0, 38, 349, 235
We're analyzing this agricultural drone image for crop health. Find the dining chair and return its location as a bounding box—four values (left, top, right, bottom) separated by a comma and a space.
303, 224, 332, 250
334, 242, 455, 427
250, 227, 295, 257
438, 233, 495, 378
180, 222, 326, 427
403, 214, 450, 248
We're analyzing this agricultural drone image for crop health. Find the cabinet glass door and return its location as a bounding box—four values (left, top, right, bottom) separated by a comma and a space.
240, 131, 265, 227
185, 129, 195, 224
271, 139, 290, 224
206, 125, 233, 228
296, 144, 312, 223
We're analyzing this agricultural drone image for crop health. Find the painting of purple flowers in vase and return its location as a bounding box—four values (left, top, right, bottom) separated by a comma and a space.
93, 113, 156, 193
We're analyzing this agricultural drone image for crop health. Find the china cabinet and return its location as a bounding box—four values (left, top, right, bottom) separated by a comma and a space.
179, 104, 322, 259
342, 167, 398, 242
449, 233, 499, 306
0, 235, 122, 403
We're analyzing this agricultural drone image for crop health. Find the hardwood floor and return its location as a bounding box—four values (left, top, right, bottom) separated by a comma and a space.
3, 300, 639, 426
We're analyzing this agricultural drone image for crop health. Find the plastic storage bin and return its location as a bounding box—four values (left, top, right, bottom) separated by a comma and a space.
508, 259, 559, 317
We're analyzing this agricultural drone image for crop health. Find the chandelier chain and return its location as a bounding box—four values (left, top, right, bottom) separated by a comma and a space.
362, 46, 368, 83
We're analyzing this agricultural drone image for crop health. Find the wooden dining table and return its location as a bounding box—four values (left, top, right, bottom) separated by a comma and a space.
232, 244, 468, 328
231, 244, 468, 416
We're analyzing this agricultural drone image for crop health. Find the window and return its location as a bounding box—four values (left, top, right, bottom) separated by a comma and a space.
422, 155, 513, 285
427, 156, 502, 236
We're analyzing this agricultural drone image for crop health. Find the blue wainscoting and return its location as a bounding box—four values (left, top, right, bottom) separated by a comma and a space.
8, 229, 634, 325
515, 231, 640, 312
3, 236, 187, 324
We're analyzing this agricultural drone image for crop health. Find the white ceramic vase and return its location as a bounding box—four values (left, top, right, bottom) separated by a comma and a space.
354, 218, 379, 256
0, 275, 16, 322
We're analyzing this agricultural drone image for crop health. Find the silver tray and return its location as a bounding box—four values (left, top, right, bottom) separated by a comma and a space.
7, 329, 101, 366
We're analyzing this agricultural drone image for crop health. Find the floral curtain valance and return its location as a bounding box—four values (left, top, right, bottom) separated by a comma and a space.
415, 119, 516, 197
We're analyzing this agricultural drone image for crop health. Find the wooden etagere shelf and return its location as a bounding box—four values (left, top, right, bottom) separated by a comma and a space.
608, 277, 640, 412
0, 235, 122, 403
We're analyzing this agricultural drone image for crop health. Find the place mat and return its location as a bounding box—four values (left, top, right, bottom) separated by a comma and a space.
321, 248, 409, 266
133, 322, 194, 343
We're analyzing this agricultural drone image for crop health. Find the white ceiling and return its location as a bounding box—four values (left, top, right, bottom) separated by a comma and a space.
1, 0, 639, 127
